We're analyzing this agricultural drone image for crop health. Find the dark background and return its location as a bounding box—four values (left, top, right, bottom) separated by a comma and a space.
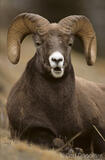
1, 0, 105, 57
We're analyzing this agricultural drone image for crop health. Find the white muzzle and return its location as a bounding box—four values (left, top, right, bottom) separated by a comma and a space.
49, 51, 64, 78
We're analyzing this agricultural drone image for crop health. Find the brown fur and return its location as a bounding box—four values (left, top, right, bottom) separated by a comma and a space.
7, 27, 105, 154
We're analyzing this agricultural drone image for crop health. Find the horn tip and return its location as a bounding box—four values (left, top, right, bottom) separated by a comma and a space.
8, 57, 19, 64
86, 57, 96, 66
8, 52, 19, 64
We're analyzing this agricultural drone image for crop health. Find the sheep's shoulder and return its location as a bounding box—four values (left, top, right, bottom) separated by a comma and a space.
75, 76, 105, 96
75, 76, 105, 122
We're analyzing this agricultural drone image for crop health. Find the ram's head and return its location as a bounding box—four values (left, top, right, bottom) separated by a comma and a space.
7, 13, 97, 78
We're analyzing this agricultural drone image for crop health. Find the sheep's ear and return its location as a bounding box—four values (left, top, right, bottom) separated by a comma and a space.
7, 13, 49, 64
59, 15, 97, 65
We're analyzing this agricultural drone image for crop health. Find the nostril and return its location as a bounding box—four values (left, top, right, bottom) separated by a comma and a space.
51, 58, 57, 62
58, 58, 63, 62
51, 58, 63, 63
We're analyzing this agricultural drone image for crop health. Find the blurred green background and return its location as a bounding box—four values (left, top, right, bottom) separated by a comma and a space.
0, 0, 105, 129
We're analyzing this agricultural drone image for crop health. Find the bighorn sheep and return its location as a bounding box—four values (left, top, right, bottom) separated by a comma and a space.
7, 13, 105, 154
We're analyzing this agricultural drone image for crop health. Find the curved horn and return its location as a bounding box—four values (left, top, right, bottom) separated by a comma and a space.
7, 13, 50, 64
59, 16, 97, 65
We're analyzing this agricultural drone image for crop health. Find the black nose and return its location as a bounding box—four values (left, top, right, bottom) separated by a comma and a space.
51, 58, 63, 64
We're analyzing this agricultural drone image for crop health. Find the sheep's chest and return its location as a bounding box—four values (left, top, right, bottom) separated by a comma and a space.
31, 78, 80, 138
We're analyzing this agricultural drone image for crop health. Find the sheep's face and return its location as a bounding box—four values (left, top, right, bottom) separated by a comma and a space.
33, 25, 74, 78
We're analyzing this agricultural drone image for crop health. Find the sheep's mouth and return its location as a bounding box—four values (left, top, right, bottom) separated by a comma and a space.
53, 67, 62, 72
51, 67, 64, 78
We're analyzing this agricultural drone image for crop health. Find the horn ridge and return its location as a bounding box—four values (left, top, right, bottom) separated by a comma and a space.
7, 13, 50, 64
59, 15, 97, 65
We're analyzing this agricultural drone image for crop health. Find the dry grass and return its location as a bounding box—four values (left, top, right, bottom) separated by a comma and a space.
0, 129, 105, 160
0, 135, 66, 160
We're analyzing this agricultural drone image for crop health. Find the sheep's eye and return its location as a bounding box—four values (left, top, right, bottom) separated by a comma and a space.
68, 42, 73, 47
35, 41, 42, 46
33, 34, 42, 47
68, 35, 74, 47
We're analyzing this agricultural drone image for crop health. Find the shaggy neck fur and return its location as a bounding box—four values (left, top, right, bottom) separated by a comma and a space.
24, 53, 81, 137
